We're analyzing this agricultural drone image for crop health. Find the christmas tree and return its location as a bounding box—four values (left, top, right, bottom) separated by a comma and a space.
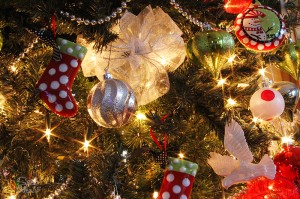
1, 0, 300, 198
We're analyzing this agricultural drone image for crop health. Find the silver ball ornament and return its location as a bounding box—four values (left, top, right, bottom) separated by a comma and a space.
87, 75, 138, 128
271, 81, 299, 113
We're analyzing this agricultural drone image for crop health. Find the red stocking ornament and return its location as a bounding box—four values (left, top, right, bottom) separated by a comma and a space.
36, 38, 87, 117
158, 157, 198, 199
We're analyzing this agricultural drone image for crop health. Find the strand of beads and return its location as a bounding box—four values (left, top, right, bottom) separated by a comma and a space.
169, 0, 211, 29
43, 178, 70, 199
9, 37, 39, 73
60, 0, 132, 26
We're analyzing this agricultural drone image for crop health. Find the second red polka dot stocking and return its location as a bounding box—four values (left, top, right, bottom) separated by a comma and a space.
158, 157, 198, 199
36, 38, 87, 117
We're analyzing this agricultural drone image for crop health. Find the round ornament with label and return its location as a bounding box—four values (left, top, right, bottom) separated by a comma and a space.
234, 5, 286, 52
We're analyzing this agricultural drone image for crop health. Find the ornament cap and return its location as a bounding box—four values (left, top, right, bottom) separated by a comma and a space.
104, 71, 113, 79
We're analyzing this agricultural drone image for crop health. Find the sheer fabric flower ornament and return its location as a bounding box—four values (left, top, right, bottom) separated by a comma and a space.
80, 5, 186, 105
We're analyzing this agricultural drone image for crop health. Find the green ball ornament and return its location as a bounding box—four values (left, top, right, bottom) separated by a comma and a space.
186, 38, 200, 66
188, 29, 235, 78
275, 42, 300, 80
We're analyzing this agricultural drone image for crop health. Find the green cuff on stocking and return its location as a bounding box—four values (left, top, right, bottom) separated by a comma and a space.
56, 38, 87, 60
168, 157, 198, 177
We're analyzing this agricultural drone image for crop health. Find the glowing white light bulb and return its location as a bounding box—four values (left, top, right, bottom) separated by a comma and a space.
178, 153, 184, 159
281, 136, 294, 145
83, 140, 90, 152
136, 112, 147, 120
259, 68, 266, 77
252, 117, 258, 123
228, 54, 236, 63
45, 128, 51, 142
227, 98, 236, 106
217, 78, 226, 87
153, 191, 159, 199
8, 195, 16, 199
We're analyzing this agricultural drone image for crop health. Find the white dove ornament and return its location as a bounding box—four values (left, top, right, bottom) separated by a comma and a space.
207, 120, 276, 189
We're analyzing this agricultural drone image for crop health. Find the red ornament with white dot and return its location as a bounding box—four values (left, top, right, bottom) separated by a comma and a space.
249, 87, 285, 121
158, 157, 198, 199
234, 5, 286, 52
36, 38, 87, 117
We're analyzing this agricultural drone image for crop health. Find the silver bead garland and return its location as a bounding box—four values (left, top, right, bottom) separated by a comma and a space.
60, 0, 131, 26
9, 37, 39, 73
43, 178, 70, 199
169, 0, 212, 30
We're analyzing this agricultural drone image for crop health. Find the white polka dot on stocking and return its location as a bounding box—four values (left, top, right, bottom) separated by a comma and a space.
162, 192, 170, 199
59, 64, 68, 72
48, 94, 57, 103
39, 83, 47, 91
182, 178, 190, 187
49, 68, 56, 75
50, 81, 60, 89
70, 59, 78, 67
65, 101, 74, 110
166, 173, 174, 182
180, 194, 187, 199
59, 75, 69, 84
59, 90, 68, 98
172, 185, 181, 194
55, 104, 63, 112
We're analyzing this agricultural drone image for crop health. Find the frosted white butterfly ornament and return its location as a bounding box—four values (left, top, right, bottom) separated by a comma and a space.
207, 119, 276, 188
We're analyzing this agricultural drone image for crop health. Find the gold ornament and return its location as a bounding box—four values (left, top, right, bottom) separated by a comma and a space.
275, 42, 300, 80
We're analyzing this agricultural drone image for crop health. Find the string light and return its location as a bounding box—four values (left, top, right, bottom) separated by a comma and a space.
259, 68, 266, 77
136, 112, 147, 120
153, 191, 159, 198
226, 98, 237, 107
91, 54, 97, 62
252, 117, 263, 124
161, 57, 168, 66
8, 195, 16, 199
0, 93, 6, 114
178, 152, 184, 159
83, 140, 90, 153
227, 54, 236, 63
253, 117, 259, 123
217, 78, 227, 87
122, 150, 128, 163
268, 185, 274, 190
237, 83, 249, 88
281, 135, 294, 145
45, 128, 52, 142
